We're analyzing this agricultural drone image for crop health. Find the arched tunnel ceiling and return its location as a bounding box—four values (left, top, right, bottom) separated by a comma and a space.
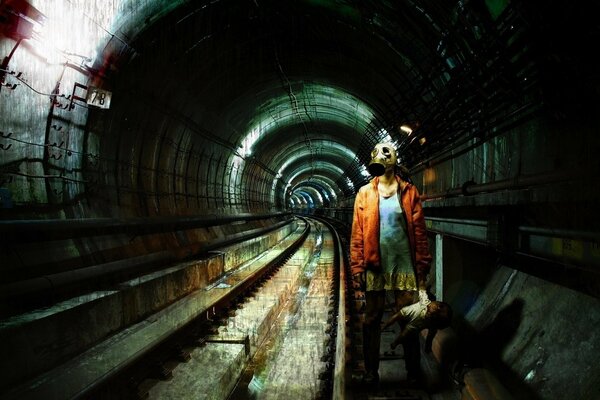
77, 0, 592, 212
104, 0, 434, 208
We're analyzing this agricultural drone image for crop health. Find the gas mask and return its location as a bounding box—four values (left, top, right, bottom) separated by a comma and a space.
367, 142, 397, 176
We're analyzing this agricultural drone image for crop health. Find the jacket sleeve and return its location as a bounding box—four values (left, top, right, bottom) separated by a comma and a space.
350, 188, 365, 275
411, 187, 432, 285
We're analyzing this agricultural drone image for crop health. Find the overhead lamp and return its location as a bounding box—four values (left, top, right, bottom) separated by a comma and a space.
400, 124, 413, 135
419, 137, 427, 145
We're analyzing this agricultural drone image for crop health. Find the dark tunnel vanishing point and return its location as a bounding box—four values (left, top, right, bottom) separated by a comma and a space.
1, 0, 599, 399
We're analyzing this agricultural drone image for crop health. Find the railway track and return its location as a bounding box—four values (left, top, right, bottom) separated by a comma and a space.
80, 217, 349, 400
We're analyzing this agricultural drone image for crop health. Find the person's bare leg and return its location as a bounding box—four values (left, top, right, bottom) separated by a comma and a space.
363, 290, 386, 383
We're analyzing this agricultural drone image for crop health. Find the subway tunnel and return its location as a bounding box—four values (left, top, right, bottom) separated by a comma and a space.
1, 0, 599, 399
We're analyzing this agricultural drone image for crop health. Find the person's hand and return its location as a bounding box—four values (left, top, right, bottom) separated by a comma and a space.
352, 272, 366, 291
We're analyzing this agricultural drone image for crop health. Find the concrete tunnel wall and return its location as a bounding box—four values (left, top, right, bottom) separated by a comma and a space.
1, 1, 600, 399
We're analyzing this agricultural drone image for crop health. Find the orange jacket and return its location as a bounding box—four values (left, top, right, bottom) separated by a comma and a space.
350, 176, 432, 285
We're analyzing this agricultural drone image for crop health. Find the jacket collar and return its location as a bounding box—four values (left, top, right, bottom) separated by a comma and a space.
372, 175, 409, 192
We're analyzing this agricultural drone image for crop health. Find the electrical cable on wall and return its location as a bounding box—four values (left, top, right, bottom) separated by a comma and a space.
0, 68, 95, 110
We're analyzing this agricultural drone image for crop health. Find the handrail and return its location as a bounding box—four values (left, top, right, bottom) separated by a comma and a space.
0, 212, 292, 242
0, 219, 295, 305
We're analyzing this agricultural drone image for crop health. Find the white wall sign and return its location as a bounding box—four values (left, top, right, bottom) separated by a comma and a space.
86, 87, 112, 109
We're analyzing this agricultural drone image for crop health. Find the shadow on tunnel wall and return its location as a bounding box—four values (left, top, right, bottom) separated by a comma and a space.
455, 298, 542, 400
438, 238, 540, 398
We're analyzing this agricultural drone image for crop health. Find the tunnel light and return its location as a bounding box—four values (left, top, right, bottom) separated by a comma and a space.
240, 83, 375, 158
280, 165, 341, 206
277, 160, 293, 177
291, 176, 337, 202
419, 137, 427, 145
275, 141, 355, 180
29, 38, 63, 63
30, 15, 73, 63
239, 127, 259, 158
400, 124, 413, 135
300, 187, 323, 204
378, 128, 390, 141
378, 129, 399, 148
360, 165, 370, 177
0, 0, 45, 40
346, 177, 354, 190
323, 182, 337, 199
284, 180, 293, 196
299, 190, 319, 208
22, 0, 118, 66
298, 194, 309, 206
232, 154, 245, 169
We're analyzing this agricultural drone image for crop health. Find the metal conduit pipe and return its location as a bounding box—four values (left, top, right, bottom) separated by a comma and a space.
0, 219, 293, 302
0, 212, 292, 242
518, 226, 600, 242
420, 170, 574, 201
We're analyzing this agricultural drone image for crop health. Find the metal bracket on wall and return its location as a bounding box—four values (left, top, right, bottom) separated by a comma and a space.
68, 82, 88, 110
425, 216, 493, 245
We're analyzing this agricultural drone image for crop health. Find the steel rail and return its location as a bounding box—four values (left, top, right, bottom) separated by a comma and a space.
308, 215, 349, 399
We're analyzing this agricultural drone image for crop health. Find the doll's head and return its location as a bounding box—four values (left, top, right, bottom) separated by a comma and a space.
426, 301, 453, 329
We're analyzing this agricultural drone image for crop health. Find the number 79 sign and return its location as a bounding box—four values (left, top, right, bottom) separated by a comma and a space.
86, 87, 112, 109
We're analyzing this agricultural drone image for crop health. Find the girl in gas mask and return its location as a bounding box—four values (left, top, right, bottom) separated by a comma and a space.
350, 142, 432, 385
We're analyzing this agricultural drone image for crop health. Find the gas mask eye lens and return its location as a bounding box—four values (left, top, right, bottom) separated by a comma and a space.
383, 147, 390, 157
